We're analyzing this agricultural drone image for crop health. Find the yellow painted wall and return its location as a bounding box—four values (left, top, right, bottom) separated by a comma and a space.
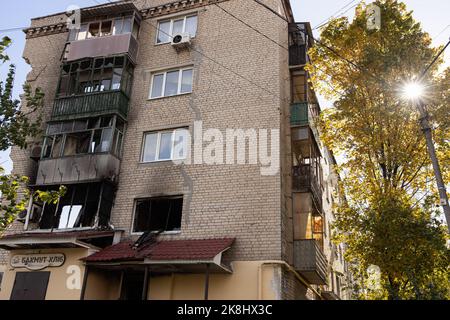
148, 262, 281, 300
84, 269, 122, 300
1, 258, 284, 300
0, 248, 109, 300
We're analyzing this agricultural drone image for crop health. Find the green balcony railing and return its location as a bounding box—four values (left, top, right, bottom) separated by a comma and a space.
291, 102, 321, 127
51, 90, 129, 121
290, 102, 309, 126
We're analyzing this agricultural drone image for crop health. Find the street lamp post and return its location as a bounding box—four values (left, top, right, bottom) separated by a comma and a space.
415, 100, 450, 233
402, 38, 450, 233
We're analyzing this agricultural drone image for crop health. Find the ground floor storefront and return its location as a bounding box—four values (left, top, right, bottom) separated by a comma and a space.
0, 233, 316, 300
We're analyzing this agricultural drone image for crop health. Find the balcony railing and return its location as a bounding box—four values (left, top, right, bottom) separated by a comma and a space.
290, 102, 320, 126
63, 33, 139, 63
51, 90, 129, 121
293, 239, 328, 285
292, 164, 323, 211
289, 23, 310, 66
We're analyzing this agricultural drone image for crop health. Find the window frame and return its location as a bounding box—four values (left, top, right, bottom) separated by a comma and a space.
72, 16, 138, 41
56, 56, 134, 98
148, 67, 194, 99
131, 195, 184, 235
140, 128, 189, 163
155, 14, 198, 44
41, 116, 126, 160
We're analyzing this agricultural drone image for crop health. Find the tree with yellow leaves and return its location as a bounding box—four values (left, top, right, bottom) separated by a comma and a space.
307, 0, 449, 299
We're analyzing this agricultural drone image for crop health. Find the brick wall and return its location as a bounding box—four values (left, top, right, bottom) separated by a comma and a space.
3, 0, 292, 264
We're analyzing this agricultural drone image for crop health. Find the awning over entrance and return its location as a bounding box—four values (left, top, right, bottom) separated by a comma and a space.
0, 230, 119, 250
83, 238, 235, 274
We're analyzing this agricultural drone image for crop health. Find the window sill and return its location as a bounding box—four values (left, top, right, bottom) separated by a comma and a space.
155, 36, 196, 46
147, 92, 192, 101
24, 227, 96, 234
138, 159, 187, 166
131, 231, 181, 236
41, 152, 121, 161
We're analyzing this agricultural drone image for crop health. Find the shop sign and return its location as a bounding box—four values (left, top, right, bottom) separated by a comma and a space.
10, 253, 65, 270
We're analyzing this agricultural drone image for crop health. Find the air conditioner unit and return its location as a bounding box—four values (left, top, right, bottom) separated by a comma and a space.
171, 32, 191, 49
30, 144, 42, 161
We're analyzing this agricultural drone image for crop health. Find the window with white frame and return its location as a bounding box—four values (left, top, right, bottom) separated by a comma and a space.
156, 14, 198, 44
149, 68, 193, 99
141, 128, 189, 163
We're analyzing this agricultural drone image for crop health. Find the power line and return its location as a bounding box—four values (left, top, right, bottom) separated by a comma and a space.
213, 3, 288, 51
312, 0, 357, 30
419, 38, 450, 81
214, 2, 347, 98
90, 0, 293, 104
0, 26, 28, 33
250, 0, 288, 22
250, 0, 385, 85
433, 24, 450, 40
313, 2, 361, 30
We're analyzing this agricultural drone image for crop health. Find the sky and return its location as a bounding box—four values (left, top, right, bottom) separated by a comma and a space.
0, 0, 449, 173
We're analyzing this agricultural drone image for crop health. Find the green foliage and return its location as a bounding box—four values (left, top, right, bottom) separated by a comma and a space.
308, 0, 450, 299
0, 167, 29, 230
0, 37, 62, 233
335, 191, 449, 300
0, 65, 44, 150
0, 36, 11, 63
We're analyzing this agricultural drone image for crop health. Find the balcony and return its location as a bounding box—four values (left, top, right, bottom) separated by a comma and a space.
289, 23, 312, 66
292, 164, 323, 211
64, 33, 139, 63
293, 239, 328, 285
35, 153, 120, 186
290, 102, 320, 127
52, 91, 129, 121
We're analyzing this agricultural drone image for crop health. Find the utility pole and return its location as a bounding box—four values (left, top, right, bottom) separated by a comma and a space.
416, 38, 450, 233
416, 100, 450, 233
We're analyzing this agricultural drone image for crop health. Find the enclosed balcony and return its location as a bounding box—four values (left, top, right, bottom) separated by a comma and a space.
289, 23, 313, 66
293, 180, 327, 285
293, 239, 328, 285
53, 55, 134, 121
35, 116, 124, 186
64, 3, 141, 63
292, 164, 323, 211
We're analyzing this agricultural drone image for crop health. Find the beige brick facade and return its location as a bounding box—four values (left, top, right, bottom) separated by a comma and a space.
0, 0, 352, 300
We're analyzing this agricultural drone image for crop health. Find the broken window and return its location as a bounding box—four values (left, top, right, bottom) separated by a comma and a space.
101, 20, 112, 36
36, 183, 114, 230
42, 116, 125, 159
133, 197, 183, 233
63, 132, 91, 156
88, 22, 100, 38
57, 56, 134, 97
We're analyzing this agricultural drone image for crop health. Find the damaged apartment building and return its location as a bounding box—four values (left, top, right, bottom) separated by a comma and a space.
0, 0, 351, 300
